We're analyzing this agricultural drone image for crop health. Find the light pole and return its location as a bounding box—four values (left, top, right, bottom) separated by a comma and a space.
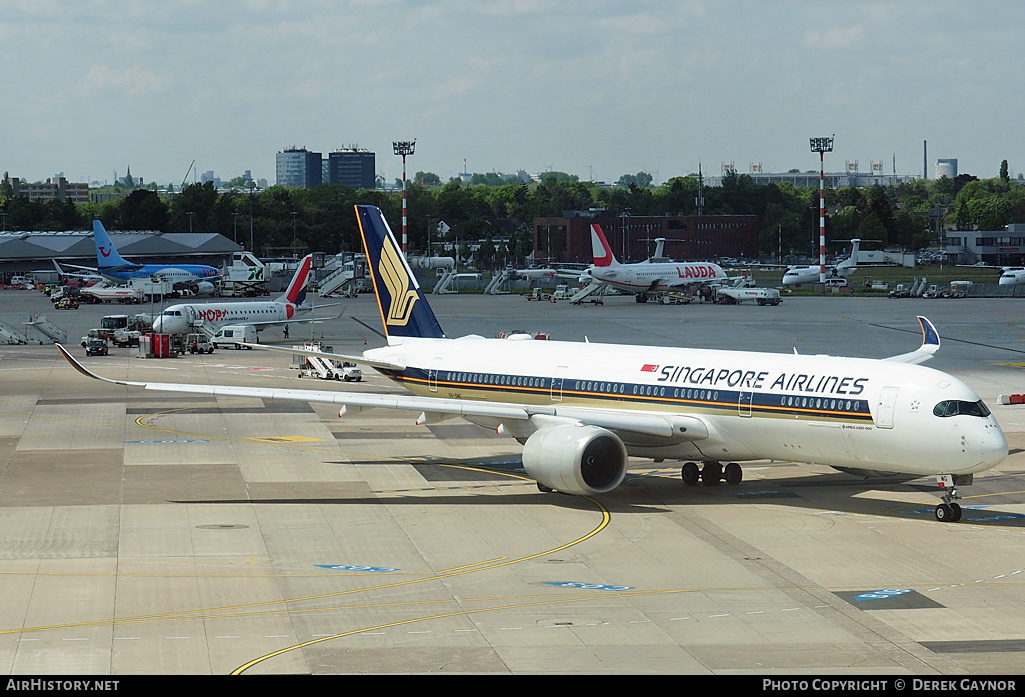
393, 140, 416, 254
232, 212, 238, 244
248, 182, 255, 252
187, 211, 195, 233
810, 135, 834, 287
291, 211, 298, 257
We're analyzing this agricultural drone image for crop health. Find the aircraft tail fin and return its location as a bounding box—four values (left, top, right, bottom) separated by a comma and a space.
355, 205, 446, 340
884, 316, 940, 365
590, 224, 618, 268
278, 254, 313, 306
92, 220, 136, 270
838, 239, 861, 271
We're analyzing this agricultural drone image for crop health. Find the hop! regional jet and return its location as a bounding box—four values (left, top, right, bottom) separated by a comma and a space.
56, 206, 1008, 523
150, 254, 314, 335
584, 224, 727, 302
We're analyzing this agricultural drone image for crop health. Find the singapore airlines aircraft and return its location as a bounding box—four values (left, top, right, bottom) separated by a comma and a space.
583, 224, 727, 302
150, 254, 313, 335
56, 206, 1008, 522
69, 220, 221, 294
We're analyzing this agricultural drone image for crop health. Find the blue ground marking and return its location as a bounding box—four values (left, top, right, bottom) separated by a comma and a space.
543, 581, 635, 591
855, 588, 913, 601
315, 564, 399, 573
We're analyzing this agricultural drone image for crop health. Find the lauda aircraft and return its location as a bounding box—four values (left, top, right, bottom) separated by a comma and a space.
149, 254, 313, 335
56, 206, 1008, 522
584, 224, 727, 302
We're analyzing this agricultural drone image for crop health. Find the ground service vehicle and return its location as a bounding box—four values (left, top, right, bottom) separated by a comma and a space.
211, 325, 257, 349
187, 333, 214, 354
85, 338, 108, 356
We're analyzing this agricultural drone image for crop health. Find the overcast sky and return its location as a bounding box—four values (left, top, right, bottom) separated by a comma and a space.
1, 1, 1021, 188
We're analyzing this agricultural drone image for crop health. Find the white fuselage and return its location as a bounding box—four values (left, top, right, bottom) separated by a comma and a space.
364, 336, 1007, 477
782, 264, 855, 286
590, 261, 726, 293
151, 299, 300, 334
999, 269, 1025, 285
81, 286, 144, 302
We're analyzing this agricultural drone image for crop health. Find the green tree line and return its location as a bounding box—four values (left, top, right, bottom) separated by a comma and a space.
2, 169, 1024, 266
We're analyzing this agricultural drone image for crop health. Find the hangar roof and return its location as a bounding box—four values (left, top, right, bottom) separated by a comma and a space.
0, 230, 241, 263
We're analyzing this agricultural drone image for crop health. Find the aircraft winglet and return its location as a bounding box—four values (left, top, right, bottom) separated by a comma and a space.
56, 344, 144, 386
884, 316, 940, 365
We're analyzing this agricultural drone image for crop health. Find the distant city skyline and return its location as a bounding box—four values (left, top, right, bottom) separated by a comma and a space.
2, 2, 1022, 187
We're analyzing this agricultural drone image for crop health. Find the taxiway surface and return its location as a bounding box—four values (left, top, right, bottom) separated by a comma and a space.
1, 290, 1024, 675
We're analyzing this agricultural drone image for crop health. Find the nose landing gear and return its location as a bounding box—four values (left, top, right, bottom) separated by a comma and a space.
934, 474, 970, 522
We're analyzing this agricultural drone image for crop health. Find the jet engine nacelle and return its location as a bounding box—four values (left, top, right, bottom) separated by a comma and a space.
521, 425, 627, 496
173, 280, 216, 296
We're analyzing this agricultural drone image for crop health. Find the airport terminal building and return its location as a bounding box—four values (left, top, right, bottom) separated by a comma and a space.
946, 223, 1025, 266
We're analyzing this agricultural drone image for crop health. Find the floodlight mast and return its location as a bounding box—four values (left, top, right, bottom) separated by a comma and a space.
393, 140, 416, 254
810, 135, 834, 287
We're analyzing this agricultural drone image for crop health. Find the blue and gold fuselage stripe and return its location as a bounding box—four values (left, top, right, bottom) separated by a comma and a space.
378, 368, 874, 423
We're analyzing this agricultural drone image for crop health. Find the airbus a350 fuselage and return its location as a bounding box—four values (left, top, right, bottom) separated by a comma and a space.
362, 335, 1005, 477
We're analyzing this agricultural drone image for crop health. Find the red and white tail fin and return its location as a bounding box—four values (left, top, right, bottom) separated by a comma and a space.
590, 224, 618, 268
277, 254, 312, 306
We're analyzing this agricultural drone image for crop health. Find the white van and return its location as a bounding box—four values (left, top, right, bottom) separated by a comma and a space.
211, 325, 258, 349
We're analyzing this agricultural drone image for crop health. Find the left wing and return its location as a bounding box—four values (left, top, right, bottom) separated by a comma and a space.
55, 344, 710, 443
238, 341, 405, 372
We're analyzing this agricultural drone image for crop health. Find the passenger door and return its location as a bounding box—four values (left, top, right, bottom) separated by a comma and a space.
875, 386, 899, 429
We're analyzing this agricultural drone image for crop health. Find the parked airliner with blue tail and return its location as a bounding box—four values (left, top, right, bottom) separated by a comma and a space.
58, 220, 220, 295
55, 206, 1007, 522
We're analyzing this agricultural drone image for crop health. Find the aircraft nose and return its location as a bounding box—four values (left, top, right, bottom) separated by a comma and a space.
981, 423, 1009, 469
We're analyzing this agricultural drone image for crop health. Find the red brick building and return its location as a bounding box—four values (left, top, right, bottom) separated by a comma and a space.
533, 213, 759, 264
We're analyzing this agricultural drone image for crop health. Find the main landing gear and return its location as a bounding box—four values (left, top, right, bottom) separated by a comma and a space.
934, 474, 968, 522
682, 461, 743, 486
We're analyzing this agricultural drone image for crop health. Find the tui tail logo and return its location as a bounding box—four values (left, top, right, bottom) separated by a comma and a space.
99, 247, 112, 258
380, 236, 419, 326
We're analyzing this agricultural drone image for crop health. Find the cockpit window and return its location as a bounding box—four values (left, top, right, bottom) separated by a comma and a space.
933, 400, 991, 418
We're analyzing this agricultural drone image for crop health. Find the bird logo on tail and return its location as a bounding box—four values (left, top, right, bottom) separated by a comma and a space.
380, 238, 419, 327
